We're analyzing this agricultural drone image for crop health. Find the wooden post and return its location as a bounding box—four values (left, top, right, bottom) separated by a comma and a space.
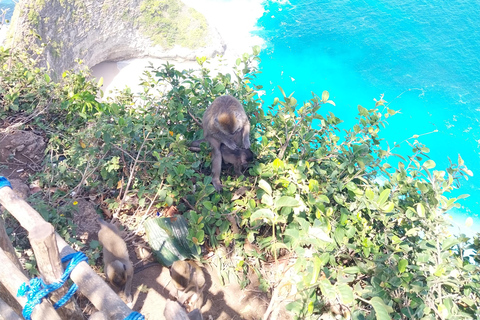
28, 222, 84, 320
0, 216, 25, 275
0, 185, 133, 320
0, 282, 23, 318
89, 311, 108, 320
0, 296, 22, 320
0, 247, 62, 320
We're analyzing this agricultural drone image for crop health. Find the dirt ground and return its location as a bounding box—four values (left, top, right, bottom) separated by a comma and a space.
0, 128, 291, 320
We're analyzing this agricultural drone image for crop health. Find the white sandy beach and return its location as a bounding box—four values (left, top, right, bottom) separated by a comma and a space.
91, 0, 265, 97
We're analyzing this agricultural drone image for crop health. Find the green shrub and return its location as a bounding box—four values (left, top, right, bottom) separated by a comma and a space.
1, 42, 479, 319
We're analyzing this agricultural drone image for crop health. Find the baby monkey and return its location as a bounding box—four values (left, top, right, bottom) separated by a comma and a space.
201, 95, 251, 192
190, 141, 254, 187
220, 144, 254, 176
97, 218, 133, 304
170, 260, 206, 313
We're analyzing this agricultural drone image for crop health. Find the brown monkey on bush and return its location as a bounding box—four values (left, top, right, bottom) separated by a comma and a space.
190, 95, 251, 191
97, 218, 133, 304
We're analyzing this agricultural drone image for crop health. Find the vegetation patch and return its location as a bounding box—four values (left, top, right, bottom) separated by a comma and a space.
137, 0, 208, 49
1, 40, 480, 320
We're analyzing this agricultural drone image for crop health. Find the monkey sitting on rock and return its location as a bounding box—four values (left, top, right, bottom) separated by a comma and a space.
190, 95, 253, 192
97, 218, 133, 305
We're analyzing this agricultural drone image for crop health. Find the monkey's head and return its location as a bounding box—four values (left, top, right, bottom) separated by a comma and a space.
108, 260, 128, 288
216, 112, 239, 134
240, 148, 254, 165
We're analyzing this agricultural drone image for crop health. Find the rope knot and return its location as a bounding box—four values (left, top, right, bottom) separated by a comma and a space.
17, 252, 88, 320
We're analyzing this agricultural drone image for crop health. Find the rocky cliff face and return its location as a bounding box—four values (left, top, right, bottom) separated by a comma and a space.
6, 0, 225, 78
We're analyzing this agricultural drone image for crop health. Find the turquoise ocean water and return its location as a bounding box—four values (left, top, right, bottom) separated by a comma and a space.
253, 0, 480, 237
1, 0, 478, 236
0, 0, 14, 20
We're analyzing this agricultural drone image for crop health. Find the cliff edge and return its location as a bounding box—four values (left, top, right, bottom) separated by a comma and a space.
6, 0, 226, 77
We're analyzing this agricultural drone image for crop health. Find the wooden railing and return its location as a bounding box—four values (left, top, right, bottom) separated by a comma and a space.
0, 182, 135, 320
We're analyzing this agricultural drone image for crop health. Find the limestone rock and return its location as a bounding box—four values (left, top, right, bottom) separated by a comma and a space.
6, 0, 226, 78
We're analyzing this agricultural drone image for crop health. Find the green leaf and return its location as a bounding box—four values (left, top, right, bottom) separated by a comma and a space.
275, 196, 300, 208
318, 195, 329, 203
365, 188, 374, 201
272, 158, 284, 170
322, 90, 329, 102
416, 203, 425, 218
261, 194, 274, 206
337, 284, 354, 304
311, 255, 322, 284
258, 179, 272, 195
285, 301, 303, 314
442, 238, 460, 250
319, 278, 336, 300
308, 227, 333, 242
438, 304, 448, 318
423, 160, 436, 169
144, 216, 198, 267
377, 189, 390, 206
456, 194, 470, 200
381, 202, 394, 213
370, 297, 392, 320
398, 259, 408, 273
343, 266, 360, 274
250, 209, 275, 221
213, 83, 225, 94
202, 201, 212, 210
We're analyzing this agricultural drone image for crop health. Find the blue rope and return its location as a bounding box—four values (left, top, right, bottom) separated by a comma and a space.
125, 311, 145, 320
0, 176, 12, 189
17, 252, 88, 320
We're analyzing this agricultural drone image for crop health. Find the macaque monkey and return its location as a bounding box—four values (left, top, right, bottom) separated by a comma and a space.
97, 218, 133, 304
164, 299, 204, 320
220, 144, 254, 176
190, 140, 254, 175
201, 95, 251, 191
170, 260, 206, 312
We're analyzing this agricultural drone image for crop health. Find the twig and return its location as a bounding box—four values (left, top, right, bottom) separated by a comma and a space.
144, 179, 165, 216
277, 118, 301, 160
113, 131, 151, 220
182, 197, 195, 211
188, 109, 202, 127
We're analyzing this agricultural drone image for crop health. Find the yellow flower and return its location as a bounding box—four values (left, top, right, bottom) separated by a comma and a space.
169, 131, 174, 136
73, 201, 78, 205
